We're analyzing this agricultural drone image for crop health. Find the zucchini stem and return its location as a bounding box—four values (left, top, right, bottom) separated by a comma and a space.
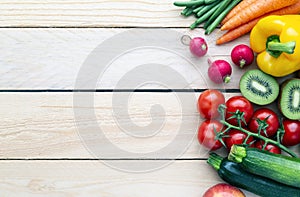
228, 145, 247, 163
207, 153, 223, 170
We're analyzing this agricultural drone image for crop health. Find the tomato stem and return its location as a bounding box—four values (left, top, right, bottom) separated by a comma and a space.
218, 105, 297, 157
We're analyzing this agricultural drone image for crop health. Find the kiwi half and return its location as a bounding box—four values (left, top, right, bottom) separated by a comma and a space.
239, 69, 279, 105
279, 78, 300, 120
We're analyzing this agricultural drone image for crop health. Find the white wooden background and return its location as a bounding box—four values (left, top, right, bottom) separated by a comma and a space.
0, 1, 299, 196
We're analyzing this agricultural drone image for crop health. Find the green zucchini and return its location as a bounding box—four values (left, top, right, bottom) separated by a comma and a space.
208, 153, 300, 197
228, 145, 300, 188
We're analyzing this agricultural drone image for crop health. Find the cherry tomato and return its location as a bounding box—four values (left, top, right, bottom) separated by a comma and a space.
255, 140, 281, 154
198, 120, 224, 151
281, 119, 300, 146
203, 183, 245, 197
248, 108, 279, 138
225, 96, 254, 127
224, 129, 255, 150
198, 90, 225, 119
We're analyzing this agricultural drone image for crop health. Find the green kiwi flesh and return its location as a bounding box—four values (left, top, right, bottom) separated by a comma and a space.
239, 69, 279, 105
279, 78, 300, 120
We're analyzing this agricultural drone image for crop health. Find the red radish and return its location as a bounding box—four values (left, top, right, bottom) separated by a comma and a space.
189, 37, 208, 57
208, 59, 232, 84
231, 44, 254, 68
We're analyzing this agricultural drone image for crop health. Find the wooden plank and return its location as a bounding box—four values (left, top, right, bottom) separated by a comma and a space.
0, 0, 198, 27
0, 160, 258, 196
0, 92, 238, 159
1, 92, 298, 159
0, 28, 252, 90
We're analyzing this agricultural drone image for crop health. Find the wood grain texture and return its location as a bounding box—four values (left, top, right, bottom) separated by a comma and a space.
0, 160, 259, 197
0, 92, 234, 159
0, 0, 196, 27
0, 28, 252, 90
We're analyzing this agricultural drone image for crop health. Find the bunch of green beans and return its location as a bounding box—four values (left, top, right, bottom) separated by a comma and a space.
174, 0, 242, 34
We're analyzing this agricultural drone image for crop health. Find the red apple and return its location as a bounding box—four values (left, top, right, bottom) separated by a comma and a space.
203, 183, 245, 197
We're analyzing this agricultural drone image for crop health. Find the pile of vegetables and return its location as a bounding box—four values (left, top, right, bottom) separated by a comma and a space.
193, 15, 300, 196
197, 90, 300, 155
174, 0, 300, 44
197, 89, 300, 196
173, 1, 300, 195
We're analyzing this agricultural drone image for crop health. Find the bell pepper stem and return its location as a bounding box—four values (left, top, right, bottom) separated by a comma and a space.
268, 41, 296, 55
266, 35, 296, 58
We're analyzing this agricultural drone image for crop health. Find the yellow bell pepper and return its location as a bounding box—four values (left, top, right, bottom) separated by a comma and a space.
250, 15, 300, 77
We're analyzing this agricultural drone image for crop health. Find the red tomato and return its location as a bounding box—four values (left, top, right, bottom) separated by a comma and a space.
225, 96, 254, 127
203, 183, 246, 197
281, 119, 300, 146
248, 108, 279, 138
198, 90, 225, 119
255, 140, 281, 154
224, 129, 255, 150
198, 120, 224, 151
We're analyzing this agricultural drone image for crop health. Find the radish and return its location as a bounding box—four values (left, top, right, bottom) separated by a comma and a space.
208, 59, 232, 84
189, 37, 208, 57
231, 44, 254, 68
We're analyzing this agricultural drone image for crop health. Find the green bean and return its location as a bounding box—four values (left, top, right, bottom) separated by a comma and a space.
204, 0, 219, 4
190, 2, 220, 29
192, 5, 205, 14
204, 0, 231, 29
181, 5, 198, 16
174, 0, 205, 7
181, 7, 190, 15
205, 0, 242, 34
184, 7, 195, 16
196, 0, 220, 17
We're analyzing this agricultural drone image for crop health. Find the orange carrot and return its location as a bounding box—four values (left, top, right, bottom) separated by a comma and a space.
221, 0, 257, 25
216, 0, 300, 45
221, 0, 299, 31
217, 20, 258, 45
268, 0, 300, 15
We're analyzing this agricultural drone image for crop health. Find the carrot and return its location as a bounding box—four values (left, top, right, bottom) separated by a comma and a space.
221, 0, 299, 31
268, 0, 300, 15
216, 19, 258, 45
216, 0, 300, 45
221, 0, 257, 25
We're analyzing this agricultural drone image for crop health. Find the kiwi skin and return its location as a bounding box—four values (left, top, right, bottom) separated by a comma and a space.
279, 78, 300, 120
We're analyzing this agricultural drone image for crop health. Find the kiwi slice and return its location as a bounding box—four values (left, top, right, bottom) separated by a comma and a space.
279, 78, 300, 120
239, 69, 279, 105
